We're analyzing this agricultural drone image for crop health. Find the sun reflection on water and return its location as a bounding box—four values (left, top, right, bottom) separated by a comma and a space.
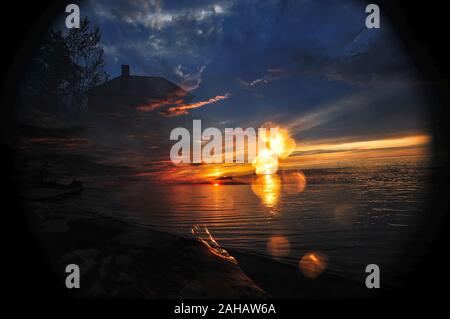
251, 171, 307, 210
251, 174, 281, 209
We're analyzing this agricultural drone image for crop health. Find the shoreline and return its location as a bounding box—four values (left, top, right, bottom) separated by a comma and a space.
25, 198, 267, 298
24, 190, 372, 298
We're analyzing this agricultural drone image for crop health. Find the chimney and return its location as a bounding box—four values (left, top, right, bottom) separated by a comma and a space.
121, 64, 130, 77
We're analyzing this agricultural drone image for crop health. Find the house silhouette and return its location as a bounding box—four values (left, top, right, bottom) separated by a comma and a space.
87, 65, 193, 113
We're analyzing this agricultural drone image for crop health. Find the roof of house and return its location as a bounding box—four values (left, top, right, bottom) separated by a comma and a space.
87, 65, 193, 110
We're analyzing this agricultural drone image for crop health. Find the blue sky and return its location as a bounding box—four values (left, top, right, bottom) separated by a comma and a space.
68, 0, 429, 144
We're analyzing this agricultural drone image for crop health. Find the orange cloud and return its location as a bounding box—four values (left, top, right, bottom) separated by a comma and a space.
137, 92, 230, 117
295, 134, 430, 154
282, 134, 431, 168
136, 89, 188, 112
161, 93, 231, 117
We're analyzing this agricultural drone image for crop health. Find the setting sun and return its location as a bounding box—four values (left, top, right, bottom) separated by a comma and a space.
252, 126, 296, 175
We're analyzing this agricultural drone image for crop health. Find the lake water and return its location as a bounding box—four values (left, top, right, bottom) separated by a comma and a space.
86, 157, 431, 285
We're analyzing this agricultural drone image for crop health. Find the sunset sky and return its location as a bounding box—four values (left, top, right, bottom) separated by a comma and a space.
47, 0, 433, 181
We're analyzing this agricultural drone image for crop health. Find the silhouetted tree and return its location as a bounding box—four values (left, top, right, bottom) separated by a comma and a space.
21, 17, 108, 114
21, 30, 74, 113
64, 17, 108, 110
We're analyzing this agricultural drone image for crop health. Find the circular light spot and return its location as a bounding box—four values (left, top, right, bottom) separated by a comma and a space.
299, 251, 328, 279
267, 235, 291, 258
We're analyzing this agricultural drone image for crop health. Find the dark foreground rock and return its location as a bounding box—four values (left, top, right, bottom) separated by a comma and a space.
24, 198, 268, 298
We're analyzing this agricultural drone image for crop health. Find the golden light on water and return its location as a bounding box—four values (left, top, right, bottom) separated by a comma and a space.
251, 171, 307, 209
267, 235, 291, 258
299, 252, 328, 279
251, 174, 281, 208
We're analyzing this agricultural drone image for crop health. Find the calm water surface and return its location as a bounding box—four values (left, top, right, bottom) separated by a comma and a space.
86, 158, 431, 285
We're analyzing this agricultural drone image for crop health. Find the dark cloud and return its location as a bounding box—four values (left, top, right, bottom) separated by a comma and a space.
291, 28, 418, 86
238, 67, 291, 88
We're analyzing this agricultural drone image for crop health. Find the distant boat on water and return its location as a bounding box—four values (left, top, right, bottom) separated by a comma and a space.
214, 176, 233, 181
